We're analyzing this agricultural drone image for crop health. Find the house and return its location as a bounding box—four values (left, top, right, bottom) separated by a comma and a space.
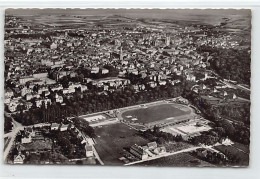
101, 68, 109, 74
159, 80, 167, 86
85, 145, 94, 157
19, 76, 34, 84
50, 42, 57, 49
91, 67, 99, 74
129, 144, 149, 160
25, 127, 35, 137
55, 95, 63, 103
4, 98, 11, 104
5, 88, 14, 98
147, 142, 157, 150
13, 153, 25, 164
153, 146, 166, 155
8, 100, 18, 112
33, 72, 48, 79
21, 134, 32, 144
50, 123, 60, 130
60, 124, 69, 131
149, 81, 157, 88
21, 87, 32, 97
35, 98, 51, 108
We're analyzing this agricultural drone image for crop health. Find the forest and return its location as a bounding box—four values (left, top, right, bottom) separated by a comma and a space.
13, 82, 184, 126
197, 45, 251, 85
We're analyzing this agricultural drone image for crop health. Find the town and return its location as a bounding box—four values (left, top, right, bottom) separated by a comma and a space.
4, 9, 251, 166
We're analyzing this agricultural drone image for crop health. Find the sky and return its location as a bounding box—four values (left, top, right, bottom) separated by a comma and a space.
5, 8, 251, 19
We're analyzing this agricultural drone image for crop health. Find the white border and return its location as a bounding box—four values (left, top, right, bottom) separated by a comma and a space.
0, 1, 260, 179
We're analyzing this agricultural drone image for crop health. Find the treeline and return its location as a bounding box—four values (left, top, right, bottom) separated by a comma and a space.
190, 149, 247, 166
190, 150, 228, 166
75, 64, 119, 80
198, 94, 250, 125
184, 91, 250, 146
14, 83, 183, 126
139, 126, 183, 144
4, 116, 13, 133
197, 45, 251, 85
71, 117, 95, 138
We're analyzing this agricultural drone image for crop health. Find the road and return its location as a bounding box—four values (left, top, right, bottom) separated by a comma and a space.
3, 112, 52, 162
206, 69, 250, 92
3, 113, 23, 162
74, 127, 104, 165
92, 145, 104, 165
3, 126, 24, 162
124, 143, 223, 166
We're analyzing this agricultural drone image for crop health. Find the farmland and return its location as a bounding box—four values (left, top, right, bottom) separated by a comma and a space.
94, 123, 149, 165
135, 152, 214, 167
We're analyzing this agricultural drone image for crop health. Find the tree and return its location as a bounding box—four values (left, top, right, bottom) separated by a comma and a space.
4, 116, 13, 133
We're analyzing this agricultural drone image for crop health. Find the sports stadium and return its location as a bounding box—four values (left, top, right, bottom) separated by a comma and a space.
119, 102, 196, 128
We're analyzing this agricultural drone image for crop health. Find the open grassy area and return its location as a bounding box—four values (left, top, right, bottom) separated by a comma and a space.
135, 152, 215, 167
121, 103, 191, 124
164, 142, 194, 152
94, 123, 149, 165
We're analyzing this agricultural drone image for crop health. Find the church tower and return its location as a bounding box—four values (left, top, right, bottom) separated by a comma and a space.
120, 46, 123, 61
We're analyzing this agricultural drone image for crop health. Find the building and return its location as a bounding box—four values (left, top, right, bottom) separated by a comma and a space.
21, 135, 32, 144
19, 76, 34, 84
130, 144, 149, 160
13, 153, 25, 164
60, 124, 69, 131
101, 68, 109, 74
50, 42, 57, 49
8, 100, 18, 112
33, 72, 48, 79
153, 146, 166, 155
85, 145, 94, 157
166, 35, 171, 46
5, 88, 14, 98
50, 123, 60, 130
147, 142, 157, 150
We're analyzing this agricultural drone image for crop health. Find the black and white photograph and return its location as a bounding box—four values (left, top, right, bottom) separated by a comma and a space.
3, 8, 251, 167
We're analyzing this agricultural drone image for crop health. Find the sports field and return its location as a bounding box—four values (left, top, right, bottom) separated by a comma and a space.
121, 103, 192, 125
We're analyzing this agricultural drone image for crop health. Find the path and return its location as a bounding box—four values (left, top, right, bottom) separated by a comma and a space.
3, 126, 24, 162
92, 145, 104, 165
125, 146, 202, 166
3, 112, 51, 162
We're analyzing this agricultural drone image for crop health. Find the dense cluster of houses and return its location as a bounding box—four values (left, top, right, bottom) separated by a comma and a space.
6, 14, 238, 114
13, 123, 95, 164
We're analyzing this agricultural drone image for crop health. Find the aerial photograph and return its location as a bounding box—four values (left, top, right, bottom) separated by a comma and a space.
4, 9, 251, 167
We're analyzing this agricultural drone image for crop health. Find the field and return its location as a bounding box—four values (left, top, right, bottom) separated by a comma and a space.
135, 152, 215, 167
121, 103, 191, 125
213, 144, 249, 166
94, 123, 149, 165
